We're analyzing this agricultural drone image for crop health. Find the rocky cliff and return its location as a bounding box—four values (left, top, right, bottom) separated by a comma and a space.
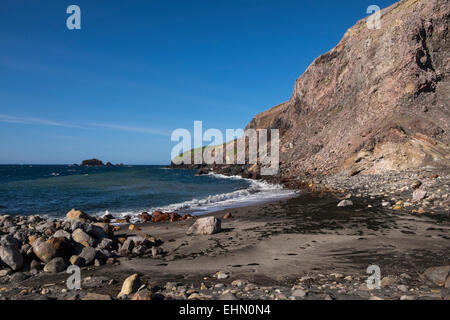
172, 0, 449, 179
246, 0, 450, 178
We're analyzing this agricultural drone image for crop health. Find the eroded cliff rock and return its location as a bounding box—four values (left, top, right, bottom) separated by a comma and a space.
247, 0, 449, 177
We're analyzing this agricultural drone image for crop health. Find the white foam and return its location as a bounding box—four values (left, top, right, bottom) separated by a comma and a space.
93, 174, 297, 220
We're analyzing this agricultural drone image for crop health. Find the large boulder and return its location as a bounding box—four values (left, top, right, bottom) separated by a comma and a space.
423, 266, 450, 286
43, 257, 66, 273
79, 247, 97, 266
72, 228, 95, 247
0, 245, 24, 271
32, 237, 72, 263
137, 212, 152, 222
66, 209, 92, 222
152, 211, 169, 223
118, 239, 134, 256
92, 222, 113, 238
186, 217, 221, 235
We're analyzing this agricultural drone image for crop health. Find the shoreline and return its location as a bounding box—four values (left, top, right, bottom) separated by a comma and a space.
0, 168, 449, 300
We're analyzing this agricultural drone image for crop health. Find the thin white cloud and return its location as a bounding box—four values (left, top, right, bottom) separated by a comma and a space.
89, 122, 170, 136
0, 113, 169, 136
0, 114, 83, 128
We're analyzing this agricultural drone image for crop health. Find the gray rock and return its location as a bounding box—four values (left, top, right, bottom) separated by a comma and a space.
0, 234, 21, 249
0, 245, 24, 271
44, 257, 66, 273
72, 228, 95, 247
413, 189, 427, 201
79, 247, 97, 265
186, 217, 221, 235
9, 272, 28, 283
30, 259, 43, 270
423, 265, 450, 286
96, 238, 113, 250
53, 230, 71, 240
118, 239, 134, 256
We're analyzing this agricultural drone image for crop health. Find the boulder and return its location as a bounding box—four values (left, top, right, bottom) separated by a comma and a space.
66, 209, 92, 222
47, 237, 72, 257
72, 228, 95, 247
137, 212, 152, 222
32, 237, 71, 263
79, 247, 97, 266
152, 211, 169, 223
118, 273, 141, 298
187, 217, 221, 235
423, 266, 450, 286
0, 245, 24, 271
43, 257, 66, 273
169, 212, 181, 222
69, 255, 83, 266
53, 230, 71, 240
96, 238, 113, 250
118, 239, 134, 256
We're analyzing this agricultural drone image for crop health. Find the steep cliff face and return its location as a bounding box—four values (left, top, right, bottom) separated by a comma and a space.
247, 0, 449, 177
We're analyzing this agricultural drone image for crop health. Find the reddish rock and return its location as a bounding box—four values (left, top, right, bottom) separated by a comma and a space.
66, 208, 92, 222
169, 212, 181, 222
152, 211, 169, 223
223, 212, 233, 219
137, 212, 152, 222
182, 214, 193, 220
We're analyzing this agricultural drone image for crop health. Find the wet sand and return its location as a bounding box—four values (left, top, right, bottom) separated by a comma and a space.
10, 191, 450, 300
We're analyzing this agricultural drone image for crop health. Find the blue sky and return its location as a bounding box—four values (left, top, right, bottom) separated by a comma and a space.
0, 0, 397, 164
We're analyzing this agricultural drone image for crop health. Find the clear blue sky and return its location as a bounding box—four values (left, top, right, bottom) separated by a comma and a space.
0, 0, 397, 165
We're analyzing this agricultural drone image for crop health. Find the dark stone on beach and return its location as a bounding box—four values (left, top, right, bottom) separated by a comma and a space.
79, 247, 97, 266
44, 257, 66, 273
30, 259, 43, 271
423, 266, 450, 286
0, 245, 24, 271
118, 239, 134, 256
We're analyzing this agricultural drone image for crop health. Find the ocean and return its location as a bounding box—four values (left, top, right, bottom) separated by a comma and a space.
0, 165, 295, 219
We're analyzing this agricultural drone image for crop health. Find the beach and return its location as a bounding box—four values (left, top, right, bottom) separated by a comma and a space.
1, 168, 449, 300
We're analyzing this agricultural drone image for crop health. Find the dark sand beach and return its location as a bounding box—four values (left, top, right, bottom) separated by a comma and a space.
2, 177, 449, 300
